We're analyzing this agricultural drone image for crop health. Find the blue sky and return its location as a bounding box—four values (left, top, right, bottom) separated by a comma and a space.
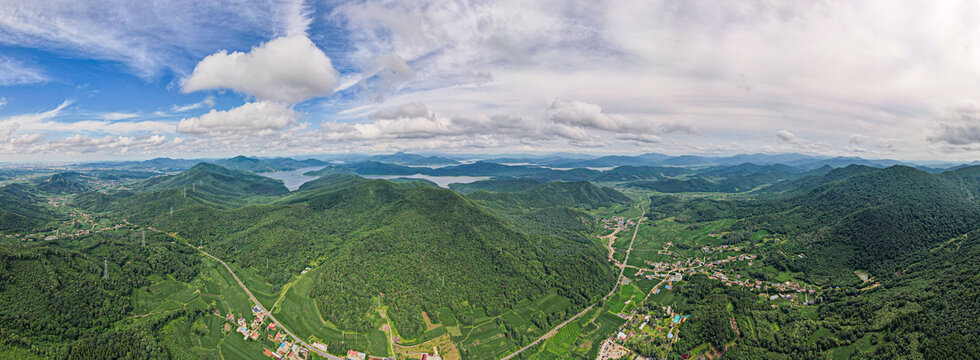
1, 1, 980, 162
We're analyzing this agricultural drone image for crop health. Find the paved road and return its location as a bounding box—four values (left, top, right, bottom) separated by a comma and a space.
172, 235, 343, 360
500, 304, 595, 360
606, 200, 647, 300
502, 200, 648, 359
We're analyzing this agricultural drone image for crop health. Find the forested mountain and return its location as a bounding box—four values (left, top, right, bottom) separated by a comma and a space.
0, 231, 202, 358
466, 181, 630, 210
592, 165, 691, 182
74, 163, 289, 216
133, 178, 615, 340
365, 151, 459, 165
77, 157, 203, 171
217, 156, 328, 173
34, 172, 94, 194
0, 183, 52, 232
448, 178, 542, 194
140, 163, 287, 196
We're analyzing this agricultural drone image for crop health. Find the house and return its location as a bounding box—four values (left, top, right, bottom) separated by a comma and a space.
617, 332, 627, 341
269, 322, 277, 330
251, 331, 260, 340
347, 350, 367, 360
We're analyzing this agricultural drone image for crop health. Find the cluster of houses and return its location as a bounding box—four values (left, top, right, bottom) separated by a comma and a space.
216, 306, 309, 360
47, 197, 67, 207
7, 209, 128, 242
700, 244, 741, 253
601, 216, 634, 230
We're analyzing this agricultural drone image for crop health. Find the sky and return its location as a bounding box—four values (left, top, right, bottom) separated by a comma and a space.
1, 0, 980, 162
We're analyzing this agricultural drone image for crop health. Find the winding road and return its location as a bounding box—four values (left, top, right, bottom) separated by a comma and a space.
167, 232, 343, 360
502, 199, 648, 359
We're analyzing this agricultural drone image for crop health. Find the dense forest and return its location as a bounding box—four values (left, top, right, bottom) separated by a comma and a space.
0, 231, 203, 358
74, 170, 621, 339
2, 157, 979, 359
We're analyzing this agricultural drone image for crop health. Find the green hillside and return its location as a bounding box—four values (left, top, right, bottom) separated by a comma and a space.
466, 181, 630, 210
0, 183, 53, 232
448, 178, 542, 194
0, 231, 204, 358
34, 172, 94, 194
131, 178, 615, 342
217, 155, 328, 173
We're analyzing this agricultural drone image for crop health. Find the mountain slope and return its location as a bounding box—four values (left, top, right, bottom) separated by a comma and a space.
217, 155, 327, 173
0, 183, 53, 232
467, 181, 631, 209
74, 163, 289, 218
144, 179, 615, 340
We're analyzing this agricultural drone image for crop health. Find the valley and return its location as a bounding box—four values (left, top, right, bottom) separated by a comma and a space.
0, 155, 978, 359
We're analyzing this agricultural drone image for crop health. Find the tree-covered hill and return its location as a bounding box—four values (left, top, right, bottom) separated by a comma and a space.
0, 231, 202, 358
140, 163, 287, 196
217, 155, 328, 173
466, 180, 631, 210
0, 183, 53, 232
448, 178, 542, 194
34, 171, 94, 194
74, 163, 289, 217
121, 177, 616, 340
365, 151, 459, 165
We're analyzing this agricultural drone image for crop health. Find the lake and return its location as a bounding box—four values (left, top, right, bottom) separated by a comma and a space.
262, 166, 325, 190
264, 166, 490, 190
361, 174, 490, 188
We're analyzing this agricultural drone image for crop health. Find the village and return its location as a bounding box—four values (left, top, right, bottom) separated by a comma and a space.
597, 305, 692, 360
637, 241, 819, 305
6, 205, 129, 242
214, 305, 313, 360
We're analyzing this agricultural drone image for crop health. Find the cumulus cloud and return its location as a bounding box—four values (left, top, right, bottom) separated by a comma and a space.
775, 130, 797, 143
181, 35, 339, 103
0, 97, 7, 109
660, 121, 698, 135
176, 101, 299, 136
370, 102, 430, 119
927, 102, 980, 146
548, 99, 649, 132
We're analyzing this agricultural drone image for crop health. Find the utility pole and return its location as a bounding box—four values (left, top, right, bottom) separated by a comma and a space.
103, 257, 109, 280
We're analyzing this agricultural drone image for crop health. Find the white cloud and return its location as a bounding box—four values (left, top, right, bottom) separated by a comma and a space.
171, 96, 216, 113
927, 102, 980, 146
0, 57, 48, 85
0, 0, 300, 78
548, 99, 648, 132
100, 112, 139, 120
775, 130, 797, 143
0, 97, 6, 109
181, 35, 339, 103
370, 103, 430, 119
176, 101, 299, 136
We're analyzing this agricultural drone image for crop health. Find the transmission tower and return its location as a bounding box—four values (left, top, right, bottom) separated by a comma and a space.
141, 230, 146, 246
103, 257, 109, 280
170, 206, 174, 217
